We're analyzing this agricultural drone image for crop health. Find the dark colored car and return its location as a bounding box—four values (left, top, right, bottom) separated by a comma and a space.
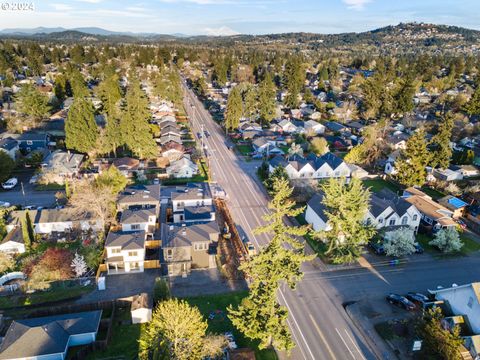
197, 132, 203, 138
406, 292, 430, 306
369, 241, 385, 255
204, 130, 210, 137
386, 293, 416, 311
414, 243, 424, 254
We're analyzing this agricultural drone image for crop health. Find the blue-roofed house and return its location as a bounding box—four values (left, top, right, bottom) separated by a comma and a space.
0, 137, 19, 160
0, 311, 102, 360
268, 153, 351, 180
439, 195, 468, 219
16, 132, 50, 152
325, 121, 348, 134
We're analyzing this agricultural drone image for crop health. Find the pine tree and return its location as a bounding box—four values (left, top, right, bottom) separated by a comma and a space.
318, 177, 374, 264
96, 73, 122, 119
120, 77, 157, 159
243, 86, 258, 120
65, 97, 98, 154
65, 180, 71, 199
258, 73, 276, 124
464, 85, 480, 116
395, 129, 431, 187
21, 218, 31, 251
225, 86, 242, 132
284, 56, 304, 109
394, 77, 415, 114
430, 114, 454, 169
228, 179, 314, 351
15, 83, 50, 121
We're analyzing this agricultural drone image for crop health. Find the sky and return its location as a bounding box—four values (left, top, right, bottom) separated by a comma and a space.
0, 0, 478, 36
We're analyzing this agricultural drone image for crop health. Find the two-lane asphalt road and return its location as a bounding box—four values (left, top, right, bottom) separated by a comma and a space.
182, 82, 377, 360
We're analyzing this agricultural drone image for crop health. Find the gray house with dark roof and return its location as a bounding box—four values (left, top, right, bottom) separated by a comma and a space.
16, 132, 50, 152
0, 311, 101, 360
161, 222, 219, 276
117, 184, 161, 214
120, 207, 157, 234
0, 137, 19, 160
171, 183, 215, 224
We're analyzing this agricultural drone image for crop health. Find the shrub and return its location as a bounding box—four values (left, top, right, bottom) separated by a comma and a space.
153, 277, 170, 303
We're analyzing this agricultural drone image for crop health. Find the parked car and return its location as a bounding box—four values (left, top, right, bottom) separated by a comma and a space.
29, 174, 39, 184
245, 242, 256, 256
197, 132, 202, 138
406, 292, 430, 307
1, 178, 18, 190
369, 241, 385, 255
386, 293, 416, 311
204, 130, 210, 137
414, 243, 424, 254
456, 219, 467, 230
0, 201, 11, 208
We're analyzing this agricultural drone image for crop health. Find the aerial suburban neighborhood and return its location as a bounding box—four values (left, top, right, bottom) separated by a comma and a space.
1, 1, 480, 359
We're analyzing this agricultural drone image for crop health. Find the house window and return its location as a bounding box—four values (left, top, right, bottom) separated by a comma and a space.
389, 219, 396, 226
468, 296, 474, 309
131, 224, 141, 230
413, 215, 418, 221
378, 218, 383, 224
26, 140, 33, 145
401, 216, 408, 225
128, 251, 138, 257
194, 243, 207, 251
166, 249, 173, 260
111, 248, 121, 254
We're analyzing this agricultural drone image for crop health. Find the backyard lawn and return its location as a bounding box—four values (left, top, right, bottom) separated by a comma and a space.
416, 232, 480, 256
236, 144, 253, 156
185, 291, 278, 360
362, 178, 401, 194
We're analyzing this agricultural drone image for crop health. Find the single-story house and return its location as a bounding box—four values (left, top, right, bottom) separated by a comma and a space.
111, 157, 143, 178
16, 132, 50, 152
278, 119, 299, 133
166, 156, 198, 179
34, 208, 104, 234
0, 311, 102, 360
0, 227, 25, 254
252, 137, 284, 155
304, 120, 325, 135
450, 165, 480, 178
161, 143, 185, 162
438, 196, 468, 219
325, 121, 348, 134
432, 168, 463, 182
0, 138, 19, 160
40, 150, 84, 184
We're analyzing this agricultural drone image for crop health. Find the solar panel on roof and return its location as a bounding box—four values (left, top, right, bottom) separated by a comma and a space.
448, 197, 468, 209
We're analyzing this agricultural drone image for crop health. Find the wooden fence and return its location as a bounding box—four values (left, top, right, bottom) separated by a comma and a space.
144, 260, 161, 269
145, 240, 161, 249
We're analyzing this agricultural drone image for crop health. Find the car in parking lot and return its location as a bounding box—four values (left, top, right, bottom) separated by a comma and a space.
2, 178, 18, 190
386, 293, 416, 311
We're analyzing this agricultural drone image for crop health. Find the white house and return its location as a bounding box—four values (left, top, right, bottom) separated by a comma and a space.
0, 227, 25, 254
166, 156, 198, 179
304, 194, 332, 232
384, 150, 402, 175
304, 120, 325, 134
171, 182, 215, 223
120, 208, 157, 234
269, 153, 351, 180
105, 231, 146, 274
34, 208, 104, 234
430, 282, 480, 334
252, 137, 284, 155
278, 119, 299, 133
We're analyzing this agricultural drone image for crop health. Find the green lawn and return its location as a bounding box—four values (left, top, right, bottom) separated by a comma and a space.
34, 183, 65, 191
184, 291, 278, 360
236, 144, 253, 156
362, 178, 401, 194
420, 186, 445, 200
416, 232, 480, 256
0, 284, 94, 309
295, 214, 329, 262
85, 307, 144, 360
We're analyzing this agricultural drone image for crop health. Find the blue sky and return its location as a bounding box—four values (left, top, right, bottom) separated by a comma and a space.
0, 0, 478, 35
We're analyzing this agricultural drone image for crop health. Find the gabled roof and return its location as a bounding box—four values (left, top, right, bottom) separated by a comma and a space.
120, 208, 156, 224
0, 311, 101, 359
118, 185, 161, 206
105, 230, 146, 250
162, 221, 219, 248
306, 193, 329, 223
171, 182, 212, 202
403, 187, 456, 227
17, 132, 48, 142
0, 137, 18, 151
369, 189, 413, 219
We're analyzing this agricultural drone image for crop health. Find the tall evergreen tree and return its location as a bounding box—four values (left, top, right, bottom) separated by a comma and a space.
243, 86, 258, 120
15, 83, 50, 121
258, 73, 276, 124
395, 129, 431, 187
394, 76, 415, 114
20, 218, 31, 251
430, 114, 454, 169
225, 86, 242, 132
65, 97, 98, 154
463, 84, 480, 116
96, 73, 122, 119
228, 179, 313, 351
120, 77, 157, 159
318, 177, 374, 264
284, 56, 304, 109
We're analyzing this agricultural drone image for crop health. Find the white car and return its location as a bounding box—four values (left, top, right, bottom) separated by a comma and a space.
0, 201, 11, 207
1, 178, 18, 190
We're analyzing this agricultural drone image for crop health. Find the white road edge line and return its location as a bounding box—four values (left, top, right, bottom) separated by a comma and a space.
335, 328, 356, 360
344, 329, 366, 360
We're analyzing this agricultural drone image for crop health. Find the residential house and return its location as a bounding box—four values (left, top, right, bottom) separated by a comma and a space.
15, 132, 50, 152
161, 142, 185, 162
402, 187, 457, 232
111, 157, 142, 178
171, 182, 215, 223
166, 156, 198, 179
430, 282, 480, 334
438, 195, 468, 219
161, 221, 219, 276
304, 193, 332, 232
278, 119, 299, 133
325, 135, 352, 150
34, 208, 104, 234
40, 150, 84, 184
325, 121, 348, 134
384, 150, 402, 175
105, 230, 146, 274
0, 311, 102, 360
239, 122, 262, 133
0, 138, 18, 160
161, 124, 182, 138
303, 120, 325, 135
0, 227, 25, 254
120, 208, 157, 234
268, 153, 351, 180
450, 165, 480, 178
432, 168, 463, 182
346, 121, 365, 134
117, 184, 161, 213
387, 133, 409, 150
159, 134, 182, 146
252, 137, 284, 155
364, 189, 421, 232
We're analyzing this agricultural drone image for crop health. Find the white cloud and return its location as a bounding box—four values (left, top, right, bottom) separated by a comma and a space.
50, 3, 74, 11
158, 0, 235, 4
203, 26, 240, 36
74, 0, 104, 3
342, 0, 372, 10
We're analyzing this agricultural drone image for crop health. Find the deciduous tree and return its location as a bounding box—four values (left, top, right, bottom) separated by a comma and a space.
0, 152, 15, 183
429, 228, 463, 253
383, 228, 416, 257
309, 137, 329, 156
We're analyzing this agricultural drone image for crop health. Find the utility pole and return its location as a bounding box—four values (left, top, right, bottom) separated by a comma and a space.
20, 181, 26, 207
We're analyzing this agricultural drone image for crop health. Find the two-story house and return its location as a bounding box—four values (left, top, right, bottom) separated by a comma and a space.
269, 153, 351, 180
120, 208, 157, 235
16, 132, 50, 152
105, 231, 146, 274
171, 183, 215, 223
161, 222, 219, 276
117, 184, 161, 214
